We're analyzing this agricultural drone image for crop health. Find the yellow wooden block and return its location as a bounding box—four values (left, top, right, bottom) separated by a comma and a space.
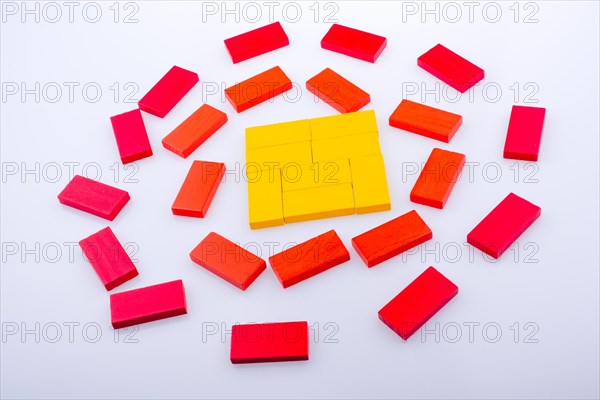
246, 119, 311, 149
312, 132, 380, 162
310, 110, 377, 140
283, 183, 355, 223
281, 159, 352, 192
350, 154, 391, 214
246, 141, 313, 169
247, 166, 284, 229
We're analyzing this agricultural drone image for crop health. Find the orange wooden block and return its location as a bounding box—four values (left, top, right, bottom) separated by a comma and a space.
172, 160, 225, 218
410, 148, 466, 209
162, 104, 228, 158
306, 68, 370, 113
389, 99, 462, 143
224, 66, 292, 113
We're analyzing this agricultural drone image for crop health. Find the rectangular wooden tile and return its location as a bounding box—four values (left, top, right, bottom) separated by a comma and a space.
306, 68, 370, 113
379, 266, 458, 340
110, 109, 153, 164
503, 105, 546, 161
246, 141, 313, 169
138, 66, 199, 118
246, 119, 311, 149
172, 161, 225, 218
389, 99, 462, 143
224, 21, 289, 63
321, 24, 387, 63
269, 230, 350, 288
352, 210, 432, 267
310, 109, 377, 140
224, 66, 292, 113
311, 131, 380, 161
283, 183, 355, 224
247, 166, 284, 229
467, 193, 541, 259
230, 321, 309, 363
350, 154, 391, 214
281, 159, 352, 192
418, 44, 484, 93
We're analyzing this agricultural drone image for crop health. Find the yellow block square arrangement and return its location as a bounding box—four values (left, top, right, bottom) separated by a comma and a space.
245, 110, 391, 229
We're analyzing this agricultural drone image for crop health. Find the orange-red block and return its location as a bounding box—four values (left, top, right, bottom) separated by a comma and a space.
172, 161, 225, 218
269, 230, 350, 288
224, 66, 292, 113
306, 68, 370, 113
389, 99, 462, 143
352, 210, 432, 267
503, 105, 546, 161
162, 104, 228, 158
410, 148, 466, 209
190, 232, 266, 290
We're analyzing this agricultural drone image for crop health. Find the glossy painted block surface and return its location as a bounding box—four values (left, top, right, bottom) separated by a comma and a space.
321, 24, 387, 63
138, 66, 199, 118
224, 22, 289, 63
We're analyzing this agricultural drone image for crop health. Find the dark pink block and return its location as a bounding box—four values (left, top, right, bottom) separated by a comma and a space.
79, 227, 138, 291
224, 21, 289, 63
503, 105, 546, 161
467, 193, 541, 259
110, 280, 187, 329
57, 175, 130, 221
138, 66, 199, 118
418, 44, 484, 93
321, 24, 387, 63
110, 109, 153, 164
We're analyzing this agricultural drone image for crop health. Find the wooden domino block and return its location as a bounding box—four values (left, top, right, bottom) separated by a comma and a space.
503, 105, 546, 161
306, 68, 370, 113
224, 21, 289, 63
281, 159, 352, 192
230, 321, 309, 363
189, 232, 266, 290
352, 210, 432, 267
310, 109, 377, 140
172, 161, 225, 218
110, 109, 153, 164
379, 266, 458, 340
283, 183, 355, 224
417, 44, 484, 93
389, 99, 462, 143
311, 131, 380, 161
410, 148, 465, 209
138, 66, 199, 118
321, 24, 387, 63
224, 66, 292, 113
350, 154, 391, 214
246, 141, 313, 168
58, 175, 130, 221
467, 193, 541, 259
162, 104, 228, 158
246, 119, 311, 149
247, 166, 284, 229
269, 230, 350, 288
79, 227, 138, 291
110, 280, 187, 329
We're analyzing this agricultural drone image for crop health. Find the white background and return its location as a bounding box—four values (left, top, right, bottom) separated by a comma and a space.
1, 1, 599, 399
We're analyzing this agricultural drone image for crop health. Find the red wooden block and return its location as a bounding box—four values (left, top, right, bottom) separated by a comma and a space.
306, 68, 370, 113
190, 232, 266, 290
110, 109, 153, 164
379, 266, 458, 340
321, 24, 387, 63
410, 148, 466, 209
418, 44, 484, 93
389, 99, 462, 143
224, 66, 292, 113
269, 230, 350, 288
503, 105, 546, 161
138, 66, 199, 118
172, 161, 225, 218
110, 280, 187, 329
467, 193, 541, 259
224, 21, 289, 63
230, 321, 309, 364
79, 227, 138, 291
57, 175, 130, 221
352, 210, 432, 268
162, 104, 228, 158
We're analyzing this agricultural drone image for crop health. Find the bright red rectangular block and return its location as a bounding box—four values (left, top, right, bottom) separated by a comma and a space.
269, 230, 349, 288
138, 66, 199, 118
230, 321, 309, 364
57, 175, 130, 221
418, 44, 484, 93
224, 66, 292, 113
172, 161, 225, 218
352, 210, 432, 268
410, 148, 466, 209
379, 266, 458, 340
389, 99, 463, 143
224, 21, 289, 63
110, 109, 153, 164
79, 227, 138, 291
321, 24, 387, 63
306, 68, 370, 113
467, 193, 541, 259
503, 105, 546, 161
190, 232, 266, 290
110, 280, 187, 329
